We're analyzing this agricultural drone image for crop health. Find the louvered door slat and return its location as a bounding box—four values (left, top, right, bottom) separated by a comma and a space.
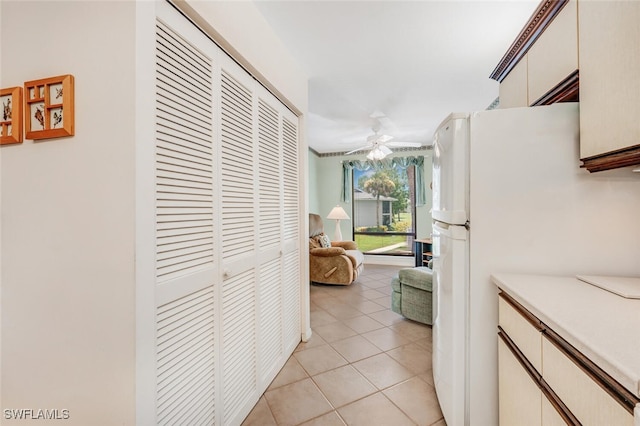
157, 151, 212, 175
157, 126, 213, 153
156, 49, 210, 96
157, 103, 212, 135
156, 81, 212, 121
156, 286, 214, 426
282, 118, 299, 242
156, 176, 211, 191
156, 19, 214, 282
282, 251, 301, 349
258, 98, 281, 249
157, 142, 211, 165
259, 258, 282, 380
156, 23, 210, 78
220, 70, 255, 262
156, 26, 210, 73
221, 269, 256, 424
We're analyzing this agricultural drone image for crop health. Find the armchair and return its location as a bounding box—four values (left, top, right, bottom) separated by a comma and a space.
309, 213, 364, 285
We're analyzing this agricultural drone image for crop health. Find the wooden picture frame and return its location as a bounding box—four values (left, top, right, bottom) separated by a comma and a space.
24, 74, 74, 140
0, 86, 23, 145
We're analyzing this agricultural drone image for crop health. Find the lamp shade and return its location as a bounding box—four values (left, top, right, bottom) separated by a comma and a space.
326, 205, 350, 220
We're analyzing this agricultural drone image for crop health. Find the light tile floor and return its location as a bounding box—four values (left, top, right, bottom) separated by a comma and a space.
242, 264, 446, 426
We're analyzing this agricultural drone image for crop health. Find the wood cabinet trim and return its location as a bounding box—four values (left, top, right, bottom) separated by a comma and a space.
490, 0, 570, 82
499, 328, 541, 382
499, 290, 543, 331
580, 144, 640, 173
530, 70, 579, 106
542, 327, 640, 415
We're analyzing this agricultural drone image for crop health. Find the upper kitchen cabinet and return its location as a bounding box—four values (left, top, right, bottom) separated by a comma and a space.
491, 0, 579, 108
498, 57, 528, 108
578, 0, 640, 172
527, 0, 577, 105
492, 0, 640, 173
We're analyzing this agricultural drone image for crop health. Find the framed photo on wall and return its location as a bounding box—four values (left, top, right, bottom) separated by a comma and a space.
0, 86, 23, 145
24, 74, 74, 140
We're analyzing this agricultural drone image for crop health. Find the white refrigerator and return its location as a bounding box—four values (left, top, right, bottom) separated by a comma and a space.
430, 103, 640, 426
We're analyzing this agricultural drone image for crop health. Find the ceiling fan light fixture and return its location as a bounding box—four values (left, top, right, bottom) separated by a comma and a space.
367, 146, 388, 161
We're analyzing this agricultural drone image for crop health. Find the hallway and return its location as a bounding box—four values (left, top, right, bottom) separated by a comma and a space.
242, 264, 445, 425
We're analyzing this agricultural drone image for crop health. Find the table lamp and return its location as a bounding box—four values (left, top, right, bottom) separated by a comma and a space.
326, 205, 350, 241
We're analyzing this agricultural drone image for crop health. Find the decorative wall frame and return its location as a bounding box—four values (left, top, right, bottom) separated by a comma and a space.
24, 74, 74, 140
0, 86, 23, 145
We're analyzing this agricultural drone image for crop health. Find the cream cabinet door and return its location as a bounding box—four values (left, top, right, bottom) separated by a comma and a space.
541, 396, 568, 426
498, 338, 542, 426
542, 337, 634, 426
579, 0, 640, 159
498, 296, 542, 372
527, 0, 578, 104
499, 57, 529, 109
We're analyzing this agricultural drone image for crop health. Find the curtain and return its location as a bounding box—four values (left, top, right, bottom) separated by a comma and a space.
341, 156, 426, 206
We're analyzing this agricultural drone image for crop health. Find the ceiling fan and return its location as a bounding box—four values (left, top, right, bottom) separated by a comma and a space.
344, 118, 423, 160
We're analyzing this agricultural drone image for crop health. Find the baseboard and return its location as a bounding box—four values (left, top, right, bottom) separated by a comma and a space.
364, 255, 414, 267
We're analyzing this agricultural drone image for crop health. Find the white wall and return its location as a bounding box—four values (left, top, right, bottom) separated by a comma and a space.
1, 1, 136, 424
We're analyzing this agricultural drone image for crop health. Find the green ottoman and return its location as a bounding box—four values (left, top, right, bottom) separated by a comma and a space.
391, 266, 433, 325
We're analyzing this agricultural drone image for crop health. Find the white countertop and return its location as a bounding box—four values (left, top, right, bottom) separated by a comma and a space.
491, 273, 640, 399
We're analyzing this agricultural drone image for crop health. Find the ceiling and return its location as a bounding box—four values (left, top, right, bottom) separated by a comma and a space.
253, 0, 539, 154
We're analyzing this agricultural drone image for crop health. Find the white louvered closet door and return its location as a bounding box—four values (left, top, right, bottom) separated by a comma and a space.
154, 11, 218, 426
218, 55, 259, 425
281, 113, 301, 353
255, 85, 301, 382
152, 3, 302, 425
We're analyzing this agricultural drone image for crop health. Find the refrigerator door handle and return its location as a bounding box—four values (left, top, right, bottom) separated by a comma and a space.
433, 220, 468, 240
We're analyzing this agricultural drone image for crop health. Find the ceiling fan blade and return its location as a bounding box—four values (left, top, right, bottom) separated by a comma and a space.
344, 145, 371, 155
379, 145, 393, 156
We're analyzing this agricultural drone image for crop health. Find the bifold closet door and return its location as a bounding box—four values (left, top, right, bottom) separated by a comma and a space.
217, 57, 259, 424
154, 11, 218, 426
255, 86, 301, 384
151, 3, 301, 425
217, 57, 301, 422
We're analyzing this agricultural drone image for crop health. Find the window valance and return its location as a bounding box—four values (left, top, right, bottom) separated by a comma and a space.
341, 156, 426, 206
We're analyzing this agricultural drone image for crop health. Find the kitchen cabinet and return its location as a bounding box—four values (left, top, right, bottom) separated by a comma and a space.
498, 338, 542, 425
491, 0, 640, 172
543, 335, 634, 425
498, 57, 528, 108
527, 0, 577, 105
497, 293, 577, 425
578, 0, 640, 172
494, 276, 640, 426
491, 0, 578, 109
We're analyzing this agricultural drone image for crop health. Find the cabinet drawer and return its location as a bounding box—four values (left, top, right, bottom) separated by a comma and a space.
542, 336, 634, 426
498, 294, 542, 372
498, 338, 542, 425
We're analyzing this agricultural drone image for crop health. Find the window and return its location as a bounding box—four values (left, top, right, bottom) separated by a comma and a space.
352, 164, 416, 255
